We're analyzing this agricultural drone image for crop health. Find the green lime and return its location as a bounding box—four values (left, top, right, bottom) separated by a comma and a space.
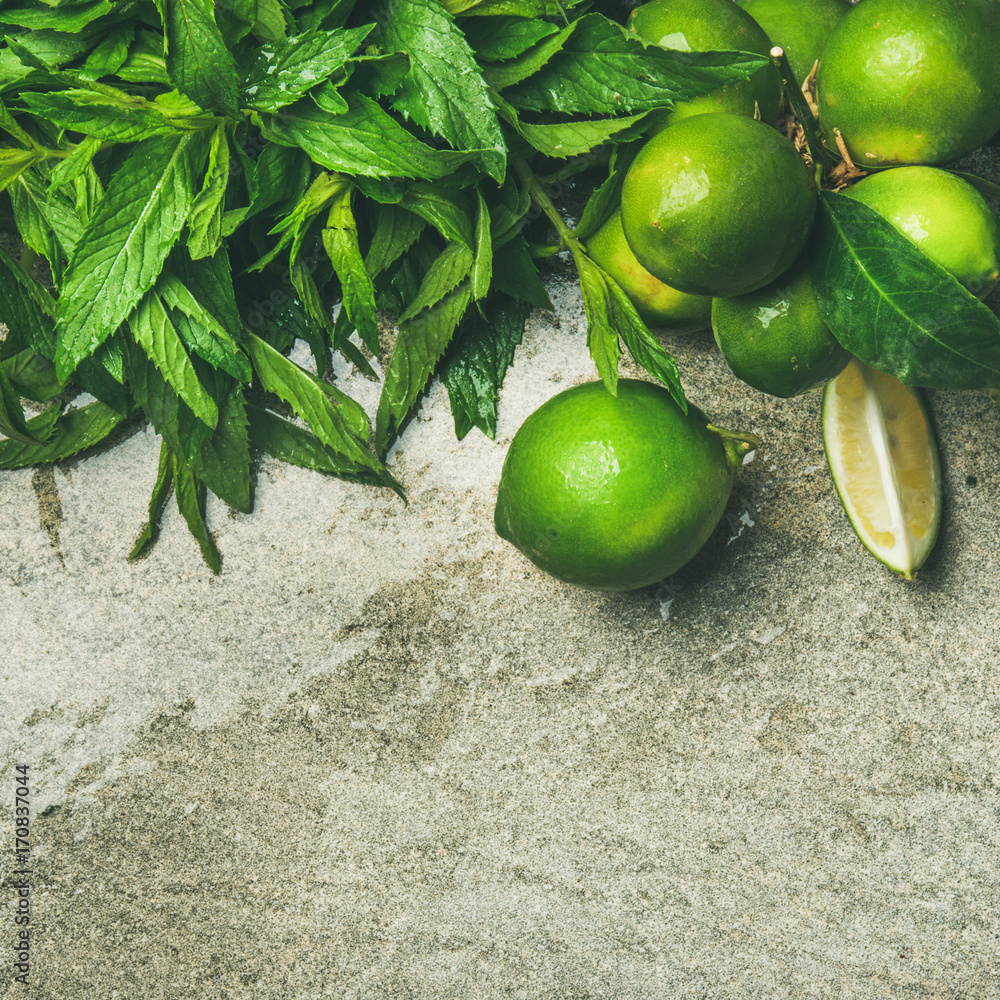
620, 113, 817, 297
737, 0, 849, 87
712, 253, 849, 397
627, 0, 783, 126
494, 379, 756, 591
585, 210, 711, 332
842, 166, 1000, 298
816, 0, 1000, 166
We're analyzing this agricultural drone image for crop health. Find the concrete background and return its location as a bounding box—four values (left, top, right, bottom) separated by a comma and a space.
3, 169, 1000, 998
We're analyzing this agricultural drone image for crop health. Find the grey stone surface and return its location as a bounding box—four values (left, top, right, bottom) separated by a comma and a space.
4, 150, 1000, 1000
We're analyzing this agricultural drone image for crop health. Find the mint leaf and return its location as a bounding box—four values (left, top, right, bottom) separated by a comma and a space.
128, 440, 174, 562
261, 92, 477, 179
464, 16, 559, 62
158, 0, 240, 116
0, 241, 57, 358
0, 356, 51, 445
322, 183, 379, 352
186, 121, 229, 259
241, 23, 374, 112
2, 350, 65, 403
190, 381, 251, 513
0, 1, 116, 32
502, 14, 770, 114
375, 279, 473, 455
0, 400, 131, 469
364, 203, 427, 279
55, 130, 211, 380
127, 288, 220, 430
247, 403, 403, 495
576, 251, 622, 396
399, 242, 474, 322
20, 89, 186, 143
441, 293, 530, 439
171, 453, 221, 573
244, 331, 385, 475
380, 0, 506, 182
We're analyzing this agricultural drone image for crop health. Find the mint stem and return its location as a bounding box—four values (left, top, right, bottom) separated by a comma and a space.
513, 158, 584, 256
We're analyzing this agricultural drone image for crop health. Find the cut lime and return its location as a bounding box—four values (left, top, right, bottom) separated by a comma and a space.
821, 358, 941, 579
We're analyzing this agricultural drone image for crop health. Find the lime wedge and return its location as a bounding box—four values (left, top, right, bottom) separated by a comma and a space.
822, 358, 941, 579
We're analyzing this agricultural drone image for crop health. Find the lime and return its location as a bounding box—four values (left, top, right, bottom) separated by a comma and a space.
712, 253, 849, 397
737, 0, 849, 87
626, 0, 783, 126
816, 0, 1000, 166
620, 113, 817, 297
585, 210, 712, 332
822, 358, 941, 579
842, 166, 1000, 299
494, 379, 757, 591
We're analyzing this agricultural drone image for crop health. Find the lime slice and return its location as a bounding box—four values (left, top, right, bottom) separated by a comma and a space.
822, 358, 941, 579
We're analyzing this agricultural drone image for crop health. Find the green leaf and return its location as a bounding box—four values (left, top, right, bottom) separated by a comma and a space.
260, 92, 477, 180
124, 339, 215, 465
186, 122, 229, 260
0, 399, 131, 469
380, 0, 506, 182
397, 182, 475, 248
251, 0, 288, 43
399, 242, 474, 322
812, 191, 1000, 391
48, 134, 102, 189
375, 279, 473, 455
576, 251, 621, 395
127, 288, 220, 429
171, 453, 221, 573
574, 141, 641, 243
20, 89, 186, 143
247, 402, 404, 495
2, 349, 65, 403
0, 0, 116, 32
472, 189, 492, 302
55, 130, 211, 380
190, 380, 251, 512
597, 263, 686, 412
345, 50, 410, 100
464, 16, 559, 63
480, 21, 574, 90
0, 93, 39, 147
244, 331, 386, 475
158, 0, 240, 116
128, 439, 173, 561
441, 293, 530, 439
501, 14, 770, 114
363, 203, 427, 279
241, 23, 374, 112
0, 241, 57, 358
79, 23, 134, 80
492, 235, 552, 310
0, 355, 51, 445
322, 183, 379, 352
0, 147, 44, 194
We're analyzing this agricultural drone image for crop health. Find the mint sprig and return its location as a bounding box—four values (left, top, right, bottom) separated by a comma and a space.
0, 0, 770, 571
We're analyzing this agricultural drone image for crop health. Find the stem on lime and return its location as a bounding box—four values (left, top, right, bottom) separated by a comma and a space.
707, 424, 762, 470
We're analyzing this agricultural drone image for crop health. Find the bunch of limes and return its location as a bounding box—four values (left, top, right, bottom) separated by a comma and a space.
496, 0, 1000, 590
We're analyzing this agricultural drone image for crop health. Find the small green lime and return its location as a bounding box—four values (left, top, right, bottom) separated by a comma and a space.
842, 166, 1000, 298
816, 0, 1000, 166
712, 253, 850, 397
627, 0, 783, 126
737, 0, 849, 86
585, 210, 711, 332
620, 113, 817, 297
494, 379, 754, 591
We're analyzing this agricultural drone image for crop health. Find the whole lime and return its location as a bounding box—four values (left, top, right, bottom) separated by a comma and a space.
842, 166, 1000, 298
816, 0, 1000, 166
737, 0, 849, 86
627, 0, 782, 126
494, 379, 754, 591
585, 210, 712, 332
620, 113, 817, 297
712, 253, 850, 397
